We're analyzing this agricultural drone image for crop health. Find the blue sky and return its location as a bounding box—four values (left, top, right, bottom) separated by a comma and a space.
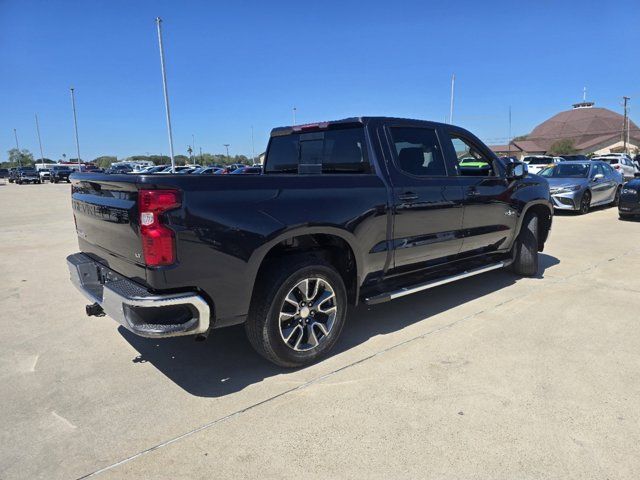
1, 0, 639, 160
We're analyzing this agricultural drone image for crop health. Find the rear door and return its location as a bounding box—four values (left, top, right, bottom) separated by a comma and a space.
383, 125, 464, 269
440, 130, 517, 255
591, 163, 616, 203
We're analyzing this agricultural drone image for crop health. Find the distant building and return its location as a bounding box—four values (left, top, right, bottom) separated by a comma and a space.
490, 101, 640, 159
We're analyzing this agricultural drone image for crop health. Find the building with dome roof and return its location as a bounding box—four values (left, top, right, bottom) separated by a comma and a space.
491, 101, 640, 159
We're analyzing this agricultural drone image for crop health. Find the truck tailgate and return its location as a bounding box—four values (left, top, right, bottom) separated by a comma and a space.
71, 175, 147, 283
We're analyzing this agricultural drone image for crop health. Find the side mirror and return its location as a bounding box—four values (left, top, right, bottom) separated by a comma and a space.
593, 173, 604, 181
506, 161, 527, 179
635, 172, 640, 178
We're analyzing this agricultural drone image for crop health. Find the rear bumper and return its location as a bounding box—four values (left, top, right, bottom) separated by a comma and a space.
67, 252, 210, 338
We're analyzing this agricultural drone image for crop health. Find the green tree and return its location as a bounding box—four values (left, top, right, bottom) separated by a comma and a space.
6, 148, 34, 167
93, 156, 118, 169
548, 138, 577, 155
513, 135, 529, 141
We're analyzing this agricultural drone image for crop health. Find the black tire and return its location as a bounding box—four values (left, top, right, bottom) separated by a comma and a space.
619, 213, 633, 220
245, 256, 347, 368
52, 178, 58, 183
16, 180, 21, 185
612, 187, 621, 207
509, 212, 539, 277
579, 190, 591, 215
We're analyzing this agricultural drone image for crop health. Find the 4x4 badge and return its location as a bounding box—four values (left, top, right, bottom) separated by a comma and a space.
505, 210, 516, 216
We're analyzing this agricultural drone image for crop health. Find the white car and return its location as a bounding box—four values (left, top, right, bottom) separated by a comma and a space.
38, 169, 51, 181
592, 155, 639, 181
523, 156, 563, 174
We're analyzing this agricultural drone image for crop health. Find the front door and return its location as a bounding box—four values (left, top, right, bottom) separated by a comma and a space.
441, 131, 518, 255
383, 126, 465, 269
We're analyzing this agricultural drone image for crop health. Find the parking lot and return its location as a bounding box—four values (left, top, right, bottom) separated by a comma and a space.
1, 181, 639, 479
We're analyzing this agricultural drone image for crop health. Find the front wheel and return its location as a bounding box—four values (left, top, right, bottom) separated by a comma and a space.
579, 190, 591, 215
245, 257, 347, 367
611, 187, 621, 206
509, 212, 539, 277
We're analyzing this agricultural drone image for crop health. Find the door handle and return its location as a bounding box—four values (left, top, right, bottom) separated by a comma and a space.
466, 187, 480, 197
398, 192, 419, 202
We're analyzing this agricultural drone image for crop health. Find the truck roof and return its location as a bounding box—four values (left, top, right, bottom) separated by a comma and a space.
270, 116, 450, 137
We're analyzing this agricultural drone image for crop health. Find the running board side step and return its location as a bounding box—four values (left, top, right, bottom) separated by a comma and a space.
364, 261, 511, 305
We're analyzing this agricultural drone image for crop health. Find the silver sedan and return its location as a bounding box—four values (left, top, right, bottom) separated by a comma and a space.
539, 161, 623, 214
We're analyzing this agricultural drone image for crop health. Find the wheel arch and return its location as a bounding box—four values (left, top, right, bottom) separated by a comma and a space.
516, 201, 553, 252
248, 227, 363, 307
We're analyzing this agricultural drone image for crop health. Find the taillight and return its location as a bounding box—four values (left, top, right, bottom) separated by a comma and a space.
614, 164, 621, 169
138, 189, 180, 266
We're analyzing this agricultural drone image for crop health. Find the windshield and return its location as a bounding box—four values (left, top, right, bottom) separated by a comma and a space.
525, 157, 553, 165
540, 163, 590, 178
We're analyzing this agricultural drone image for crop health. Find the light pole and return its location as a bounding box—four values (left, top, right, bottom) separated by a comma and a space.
449, 74, 455, 124
13, 128, 21, 167
70, 87, 81, 168
155, 17, 176, 172
251, 125, 256, 164
35, 114, 45, 168
293, 106, 297, 125
223, 144, 230, 162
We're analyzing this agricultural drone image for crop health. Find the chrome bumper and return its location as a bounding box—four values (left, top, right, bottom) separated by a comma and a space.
67, 253, 210, 338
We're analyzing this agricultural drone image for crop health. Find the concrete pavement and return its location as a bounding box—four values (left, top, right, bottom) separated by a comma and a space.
1, 182, 639, 479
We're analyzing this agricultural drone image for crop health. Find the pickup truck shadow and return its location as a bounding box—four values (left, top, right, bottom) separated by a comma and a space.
120, 253, 559, 397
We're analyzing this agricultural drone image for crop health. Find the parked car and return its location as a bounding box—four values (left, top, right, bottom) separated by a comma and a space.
138, 165, 169, 174
193, 166, 223, 175
219, 163, 245, 174
15, 167, 41, 184
539, 161, 623, 214
105, 164, 133, 175
0, 168, 9, 178
560, 154, 588, 161
9, 167, 39, 184
230, 166, 262, 174
619, 176, 640, 220
156, 165, 196, 174
50, 165, 73, 183
592, 155, 639, 181
39, 169, 51, 182
522, 155, 563, 174
66, 116, 553, 367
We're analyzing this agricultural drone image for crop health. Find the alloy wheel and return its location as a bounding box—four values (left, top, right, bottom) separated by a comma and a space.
278, 277, 338, 352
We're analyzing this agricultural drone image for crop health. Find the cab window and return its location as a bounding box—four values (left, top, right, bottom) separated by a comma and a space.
389, 127, 447, 176
446, 135, 497, 177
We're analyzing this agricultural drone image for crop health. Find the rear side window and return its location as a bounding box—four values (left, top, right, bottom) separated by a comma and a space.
390, 127, 447, 176
265, 128, 370, 174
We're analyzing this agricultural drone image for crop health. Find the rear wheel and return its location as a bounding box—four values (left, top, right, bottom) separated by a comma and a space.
509, 212, 538, 277
245, 257, 347, 367
619, 213, 634, 220
579, 190, 591, 215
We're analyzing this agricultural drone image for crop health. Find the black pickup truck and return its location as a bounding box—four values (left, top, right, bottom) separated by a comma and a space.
67, 117, 552, 367
50, 165, 73, 183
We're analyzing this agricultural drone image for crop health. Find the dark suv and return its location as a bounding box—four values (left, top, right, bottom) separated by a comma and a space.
14, 167, 41, 184
50, 166, 73, 183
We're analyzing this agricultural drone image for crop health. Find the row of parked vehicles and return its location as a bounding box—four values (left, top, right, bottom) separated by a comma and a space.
515, 153, 640, 218
105, 162, 263, 175
3, 165, 73, 184
521, 153, 640, 180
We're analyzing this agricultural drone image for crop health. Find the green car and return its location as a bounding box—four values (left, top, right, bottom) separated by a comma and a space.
459, 157, 489, 168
